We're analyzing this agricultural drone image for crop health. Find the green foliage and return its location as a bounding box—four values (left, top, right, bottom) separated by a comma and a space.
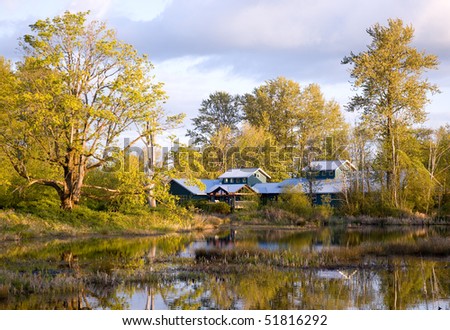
170, 144, 217, 179
233, 124, 291, 180
194, 200, 231, 214
398, 151, 435, 212
2, 200, 194, 238
0, 11, 167, 210
243, 77, 302, 148
265, 186, 334, 222
237, 192, 260, 211
343, 19, 439, 124
311, 205, 333, 222
186, 91, 242, 146
277, 187, 313, 218
439, 199, 450, 217
112, 155, 148, 212
243, 77, 349, 171
343, 18, 439, 209
414, 125, 450, 215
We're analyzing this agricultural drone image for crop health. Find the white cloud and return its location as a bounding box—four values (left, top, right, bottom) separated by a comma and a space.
154, 56, 259, 119
68, 0, 173, 21
0, 0, 65, 21
68, 0, 112, 19
0, 0, 448, 131
110, 0, 172, 21
414, 0, 450, 47
0, 21, 15, 38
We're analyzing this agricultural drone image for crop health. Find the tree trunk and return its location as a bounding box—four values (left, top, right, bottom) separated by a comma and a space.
145, 132, 157, 208
146, 183, 157, 208
60, 192, 75, 210
386, 116, 399, 208
60, 149, 87, 210
391, 131, 399, 208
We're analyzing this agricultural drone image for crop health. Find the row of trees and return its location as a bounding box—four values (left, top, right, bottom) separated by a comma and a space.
185, 78, 349, 179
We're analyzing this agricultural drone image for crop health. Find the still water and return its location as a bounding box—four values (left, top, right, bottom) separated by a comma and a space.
0, 226, 448, 310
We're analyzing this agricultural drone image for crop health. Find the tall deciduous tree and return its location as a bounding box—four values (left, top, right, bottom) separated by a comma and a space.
186, 91, 242, 146
342, 18, 439, 208
233, 123, 290, 181
243, 77, 349, 173
243, 77, 301, 149
295, 83, 349, 171
0, 12, 167, 210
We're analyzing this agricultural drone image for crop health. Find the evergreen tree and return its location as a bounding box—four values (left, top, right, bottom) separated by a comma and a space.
186, 91, 242, 146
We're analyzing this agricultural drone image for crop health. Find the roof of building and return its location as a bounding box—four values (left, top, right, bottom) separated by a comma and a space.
315, 180, 346, 194
171, 162, 355, 196
202, 179, 221, 190
252, 182, 284, 194
171, 178, 220, 195
207, 184, 255, 194
253, 178, 346, 195
303, 160, 357, 172
279, 178, 305, 187
218, 167, 271, 179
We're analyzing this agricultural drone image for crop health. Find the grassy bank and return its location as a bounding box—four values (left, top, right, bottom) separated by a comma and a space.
1, 199, 448, 242
0, 203, 228, 241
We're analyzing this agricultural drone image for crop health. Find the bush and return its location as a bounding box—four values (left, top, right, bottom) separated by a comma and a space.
194, 200, 231, 214
277, 191, 313, 218
262, 206, 305, 226
311, 205, 333, 222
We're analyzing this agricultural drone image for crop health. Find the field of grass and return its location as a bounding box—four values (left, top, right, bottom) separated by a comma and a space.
0, 203, 228, 241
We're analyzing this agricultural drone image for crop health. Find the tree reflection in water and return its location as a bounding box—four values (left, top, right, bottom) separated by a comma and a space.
113, 259, 447, 310
0, 226, 448, 310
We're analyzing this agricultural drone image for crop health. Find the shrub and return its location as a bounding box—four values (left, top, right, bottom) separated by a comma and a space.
311, 205, 333, 222
194, 201, 231, 214
277, 190, 313, 218
262, 206, 305, 226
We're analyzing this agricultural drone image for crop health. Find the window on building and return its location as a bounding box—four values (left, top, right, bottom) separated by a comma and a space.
230, 178, 234, 183
243, 178, 247, 183
236, 178, 241, 183
223, 178, 228, 183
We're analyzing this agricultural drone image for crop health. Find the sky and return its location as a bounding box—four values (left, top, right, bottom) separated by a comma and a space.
1, 0, 449, 145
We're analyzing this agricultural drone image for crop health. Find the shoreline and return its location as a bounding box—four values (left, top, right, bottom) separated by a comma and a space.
1, 208, 448, 243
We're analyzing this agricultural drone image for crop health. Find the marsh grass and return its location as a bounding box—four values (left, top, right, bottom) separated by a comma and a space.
363, 237, 450, 257
194, 247, 366, 269
194, 237, 450, 269
1, 237, 448, 298
0, 264, 189, 297
328, 214, 446, 226
0, 269, 83, 297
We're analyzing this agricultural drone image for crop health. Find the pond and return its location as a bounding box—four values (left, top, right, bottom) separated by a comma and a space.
0, 225, 448, 310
